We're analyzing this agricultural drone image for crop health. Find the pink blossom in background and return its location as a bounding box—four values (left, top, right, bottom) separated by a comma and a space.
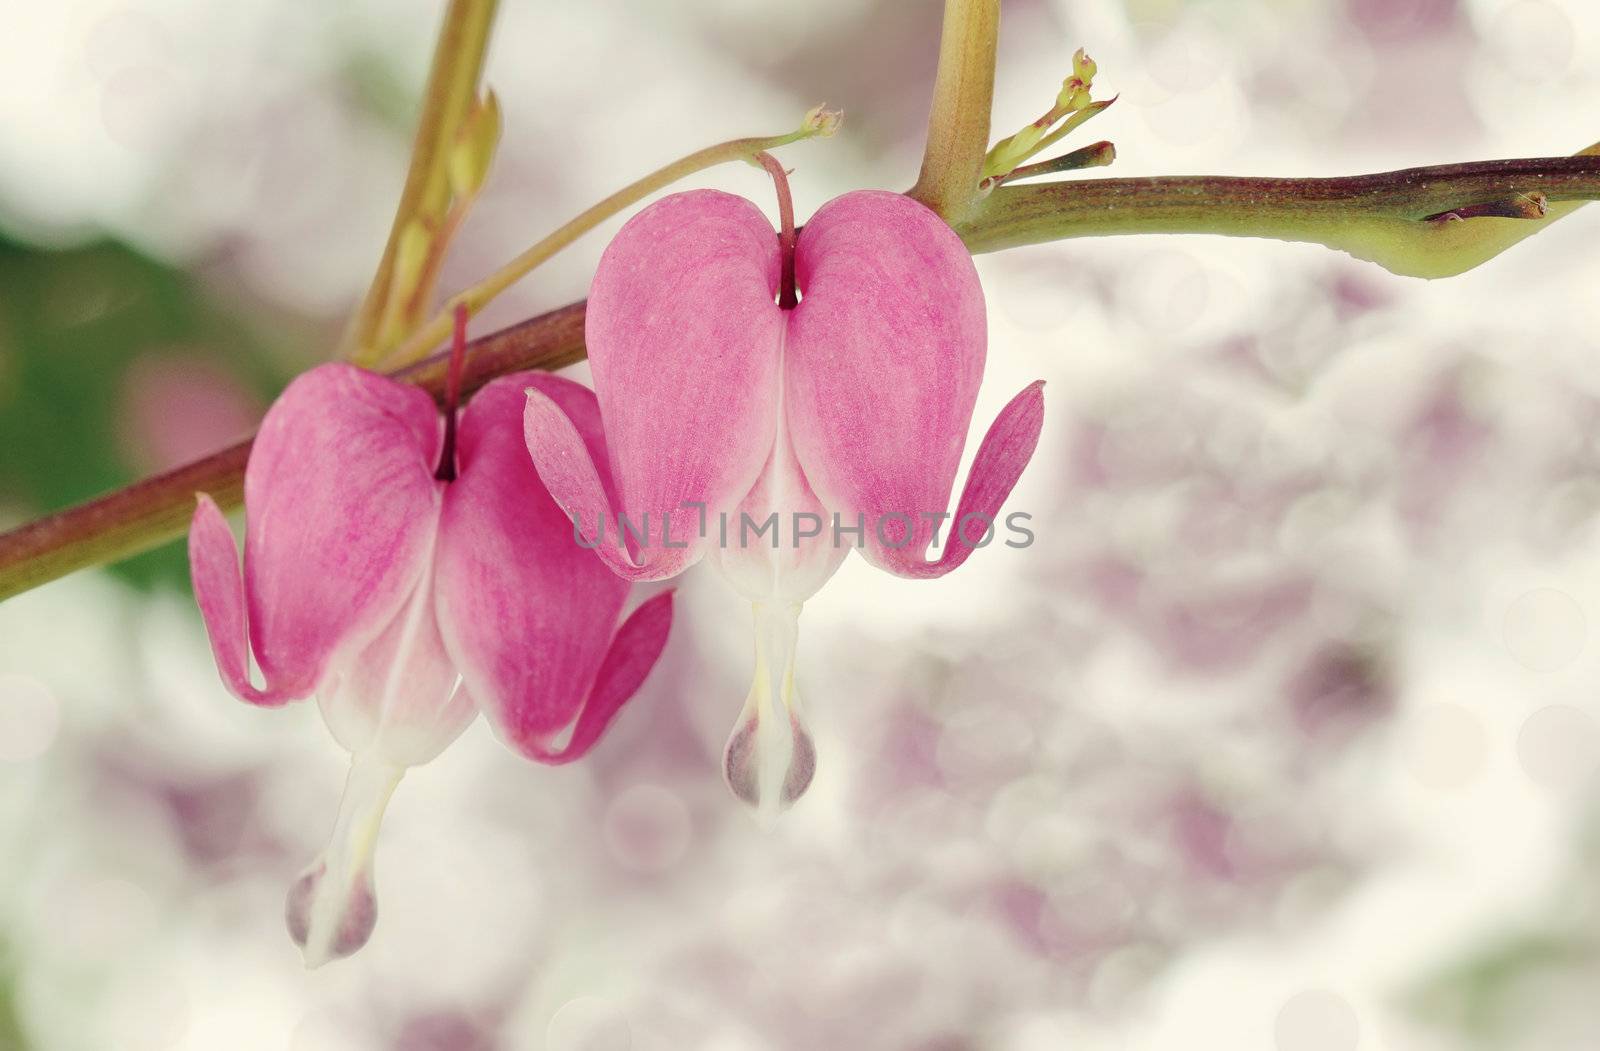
119, 354, 261, 472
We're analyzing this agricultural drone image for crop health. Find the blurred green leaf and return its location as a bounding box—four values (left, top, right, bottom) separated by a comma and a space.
341, 46, 426, 135
0, 235, 287, 593
0, 954, 25, 1051
1407, 929, 1591, 1043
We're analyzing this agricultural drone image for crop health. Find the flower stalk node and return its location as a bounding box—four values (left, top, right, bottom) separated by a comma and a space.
1424, 192, 1549, 223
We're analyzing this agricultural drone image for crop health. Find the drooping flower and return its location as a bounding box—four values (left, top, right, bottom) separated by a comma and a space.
187, 317, 673, 966
523, 188, 1043, 818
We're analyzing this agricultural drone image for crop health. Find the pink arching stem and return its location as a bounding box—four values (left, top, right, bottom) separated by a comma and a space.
434, 303, 470, 481
755, 151, 798, 309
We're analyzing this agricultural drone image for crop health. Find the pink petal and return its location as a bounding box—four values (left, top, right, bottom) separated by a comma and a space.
522, 380, 665, 580
239, 364, 443, 694
707, 425, 850, 604
188, 494, 295, 705
439, 373, 669, 762
524, 590, 675, 764
525, 190, 785, 578
784, 190, 1043, 576
888, 380, 1046, 577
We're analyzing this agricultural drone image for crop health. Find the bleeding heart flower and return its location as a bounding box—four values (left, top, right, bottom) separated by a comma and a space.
524, 188, 1043, 820
187, 316, 673, 966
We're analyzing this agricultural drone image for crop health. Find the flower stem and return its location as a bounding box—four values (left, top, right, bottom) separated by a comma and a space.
343, 0, 499, 365
908, 0, 1000, 224
984, 140, 1116, 190
756, 151, 798, 309
433, 304, 471, 482
955, 149, 1600, 278
9, 148, 1600, 601
379, 111, 839, 369
0, 302, 586, 602
0, 94, 840, 603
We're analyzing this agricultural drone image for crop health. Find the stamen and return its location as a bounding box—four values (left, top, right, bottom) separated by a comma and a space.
434, 303, 470, 481
756, 151, 798, 309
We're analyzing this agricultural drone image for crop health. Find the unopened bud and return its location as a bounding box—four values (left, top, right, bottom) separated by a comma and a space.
447, 90, 502, 200
1074, 47, 1097, 84
802, 103, 844, 138
1056, 77, 1093, 112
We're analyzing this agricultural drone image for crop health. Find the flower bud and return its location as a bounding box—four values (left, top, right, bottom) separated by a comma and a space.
802, 103, 844, 138
448, 90, 502, 201
1056, 77, 1091, 112
1074, 47, 1097, 84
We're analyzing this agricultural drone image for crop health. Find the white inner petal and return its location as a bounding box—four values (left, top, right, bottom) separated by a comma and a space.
315, 527, 477, 768
723, 600, 816, 822
285, 753, 404, 969
708, 334, 849, 605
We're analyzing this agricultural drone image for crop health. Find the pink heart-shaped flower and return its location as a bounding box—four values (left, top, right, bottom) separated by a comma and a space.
525, 188, 1044, 817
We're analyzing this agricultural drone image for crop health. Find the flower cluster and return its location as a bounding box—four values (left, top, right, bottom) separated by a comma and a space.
189, 187, 1042, 964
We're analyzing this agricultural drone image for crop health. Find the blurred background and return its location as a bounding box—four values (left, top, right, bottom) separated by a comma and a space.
5, 0, 1600, 1048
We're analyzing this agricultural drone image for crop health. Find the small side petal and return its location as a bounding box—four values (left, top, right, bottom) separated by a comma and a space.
188, 494, 298, 706
525, 590, 674, 765
874, 380, 1045, 578
527, 190, 785, 577
523, 382, 687, 580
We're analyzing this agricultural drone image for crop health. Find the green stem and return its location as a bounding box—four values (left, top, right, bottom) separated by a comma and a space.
380, 115, 836, 369
957, 152, 1600, 278
343, 0, 499, 365
908, 0, 1000, 224
0, 303, 586, 603
0, 107, 839, 600
9, 150, 1600, 601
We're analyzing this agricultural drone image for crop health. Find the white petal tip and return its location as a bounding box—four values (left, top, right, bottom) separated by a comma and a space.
722, 707, 816, 820
285, 858, 378, 967
284, 756, 402, 966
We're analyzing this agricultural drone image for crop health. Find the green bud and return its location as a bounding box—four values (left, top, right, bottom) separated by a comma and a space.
802, 104, 844, 138
1073, 47, 1097, 84
1056, 77, 1091, 112
448, 90, 502, 201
